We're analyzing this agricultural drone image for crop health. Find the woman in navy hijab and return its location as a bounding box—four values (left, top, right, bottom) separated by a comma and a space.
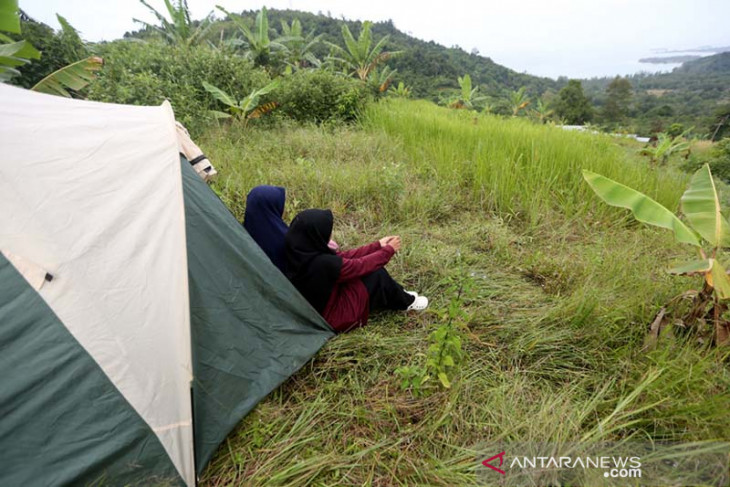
243, 185, 289, 273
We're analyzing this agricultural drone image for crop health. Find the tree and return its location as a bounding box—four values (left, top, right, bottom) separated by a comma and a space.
602, 76, 632, 124
554, 80, 593, 125
133, 0, 213, 48
326, 21, 399, 81
709, 104, 730, 141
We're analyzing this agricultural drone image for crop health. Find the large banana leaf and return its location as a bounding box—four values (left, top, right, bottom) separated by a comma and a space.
202, 81, 236, 108
31, 56, 102, 97
680, 163, 730, 247
0, 0, 20, 34
583, 170, 700, 247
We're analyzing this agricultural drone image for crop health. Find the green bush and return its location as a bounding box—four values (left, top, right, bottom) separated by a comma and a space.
681, 138, 730, 183
87, 41, 270, 135
275, 69, 370, 124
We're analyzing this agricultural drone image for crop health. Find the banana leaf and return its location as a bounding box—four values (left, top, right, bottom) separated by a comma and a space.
0, 39, 41, 66
667, 259, 712, 275
0, 0, 19, 34
202, 81, 236, 108
680, 163, 730, 247
583, 170, 700, 247
31, 56, 102, 97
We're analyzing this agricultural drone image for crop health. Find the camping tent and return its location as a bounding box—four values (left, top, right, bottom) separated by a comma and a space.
0, 84, 334, 486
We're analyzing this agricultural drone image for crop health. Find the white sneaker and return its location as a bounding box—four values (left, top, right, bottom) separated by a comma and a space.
406, 293, 428, 311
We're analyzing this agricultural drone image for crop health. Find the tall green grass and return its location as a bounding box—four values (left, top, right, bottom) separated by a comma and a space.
362, 99, 688, 227
199, 100, 730, 486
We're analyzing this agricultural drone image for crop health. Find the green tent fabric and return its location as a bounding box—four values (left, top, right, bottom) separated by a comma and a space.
0, 84, 334, 485
183, 158, 334, 473
0, 254, 184, 486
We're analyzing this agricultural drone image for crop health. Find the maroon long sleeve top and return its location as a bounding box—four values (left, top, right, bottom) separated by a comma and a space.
322, 241, 395, 333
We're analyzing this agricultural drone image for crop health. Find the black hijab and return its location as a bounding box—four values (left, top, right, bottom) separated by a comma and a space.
285, 209, 342, 313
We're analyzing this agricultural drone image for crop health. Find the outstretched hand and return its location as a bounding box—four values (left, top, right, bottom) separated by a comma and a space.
379, 236, 402, 252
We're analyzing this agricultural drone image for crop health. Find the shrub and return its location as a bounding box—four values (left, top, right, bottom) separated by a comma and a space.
275, 69, 370, 124
87, 41, 270, 135
682, 138, 730, 183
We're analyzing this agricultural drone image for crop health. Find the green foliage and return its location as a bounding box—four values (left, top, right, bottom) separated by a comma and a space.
530, 97, 554, 123
133, 0, 213, 47
396, 276, 469, 396
217, 6, 286, 68
509, 86, 530, 116
278, 18, 322, 70
0, 2, 41, 83
554, 79, 593, 124
326, 21, 398, 81
639, 132, 690, 166
31, 55, 102, 97
584, 164, 730, 344
602, 76, 632, 125
203, 79, 279, 125
449, 74, 485, 110
388, 81, 410, 98
275, 69, 369, 123
684, 138, 730, 184
87, 41, 269, 135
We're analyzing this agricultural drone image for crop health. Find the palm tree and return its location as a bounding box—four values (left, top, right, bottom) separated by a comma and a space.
326, 21, 400, 81
509, 87, 530, 116
217, 6, 286, 67
279, 18, 322, 70
134, 0, 213, 48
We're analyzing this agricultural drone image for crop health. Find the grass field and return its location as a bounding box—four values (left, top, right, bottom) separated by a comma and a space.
199, 99, 730, 486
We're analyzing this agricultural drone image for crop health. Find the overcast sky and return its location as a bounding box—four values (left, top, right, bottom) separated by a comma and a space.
18, 0, 730, 79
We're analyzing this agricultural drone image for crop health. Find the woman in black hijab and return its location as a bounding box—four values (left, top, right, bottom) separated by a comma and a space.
285, 209, 428, 333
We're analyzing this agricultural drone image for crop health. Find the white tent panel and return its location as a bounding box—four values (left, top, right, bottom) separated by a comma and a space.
0, 85, 194, 485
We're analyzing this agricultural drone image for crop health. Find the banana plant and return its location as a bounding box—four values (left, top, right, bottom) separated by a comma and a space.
31, 56, 102, 97
134, 0, 213, 48
639, 131, 690, 166
509, 87, 530, 116
0, 0, 40, 82
279, 18, 321, 70
531, 98, 554, 124
202, 79, 279, 126
449, 74, 485, 110
389, 81, 411, 98
583, 164, 730, 345
326, 21, 400, 81
217, 6, 286, 67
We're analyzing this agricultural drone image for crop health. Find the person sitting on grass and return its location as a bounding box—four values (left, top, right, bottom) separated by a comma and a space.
243, 186, 340, 274
243, 185, 289, 273
285, 209, 428, 333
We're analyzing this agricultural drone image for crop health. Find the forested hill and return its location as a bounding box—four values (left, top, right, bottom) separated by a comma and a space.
128, 8, 557, 101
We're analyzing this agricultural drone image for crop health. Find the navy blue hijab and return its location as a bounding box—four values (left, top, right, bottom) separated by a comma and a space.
243, 185, 288, 273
